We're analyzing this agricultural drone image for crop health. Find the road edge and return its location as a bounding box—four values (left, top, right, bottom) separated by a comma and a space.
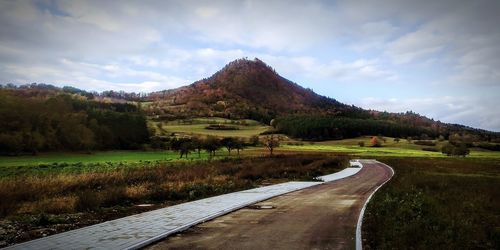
355, 160, 395, 250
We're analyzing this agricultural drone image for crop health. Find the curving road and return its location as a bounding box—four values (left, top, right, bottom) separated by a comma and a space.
146, 160, 393, 250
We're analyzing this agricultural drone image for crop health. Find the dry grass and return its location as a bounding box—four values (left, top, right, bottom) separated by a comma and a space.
0, 154, 347, 219
363, 157, 500, 249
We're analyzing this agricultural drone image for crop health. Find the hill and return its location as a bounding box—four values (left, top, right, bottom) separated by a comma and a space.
145, 58, 368, 122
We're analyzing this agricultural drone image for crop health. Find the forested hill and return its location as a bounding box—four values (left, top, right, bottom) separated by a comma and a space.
0, 87, 149, 155
145, 58, 369, 121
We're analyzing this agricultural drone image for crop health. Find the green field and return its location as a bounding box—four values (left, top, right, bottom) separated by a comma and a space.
281, 136, 500, 158
0, 148, 268, 177
151, 117, 271, 138
0, 151, 194, 167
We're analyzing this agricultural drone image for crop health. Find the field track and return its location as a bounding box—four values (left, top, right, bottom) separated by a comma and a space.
148, 160, 393, 249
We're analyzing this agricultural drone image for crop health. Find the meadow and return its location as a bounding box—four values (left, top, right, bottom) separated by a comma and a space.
363, 157, 500, 249
281, 136, 500, 158
151, 117, 270, 138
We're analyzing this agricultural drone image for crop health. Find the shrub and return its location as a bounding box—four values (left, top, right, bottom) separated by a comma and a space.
441, 142, 470, 157
358, 141, 365, 147
371, 136, 382, 147
75, 191, 101, 211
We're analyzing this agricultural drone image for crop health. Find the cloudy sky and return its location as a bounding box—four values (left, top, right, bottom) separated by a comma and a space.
1, 0, 499, 131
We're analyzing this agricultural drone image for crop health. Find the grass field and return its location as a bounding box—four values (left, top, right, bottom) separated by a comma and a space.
363, 157, 500, 249
281, 136, 500, 158
0, 148, 271, 177
151, 117, 271, 138
0, 150, 211, 167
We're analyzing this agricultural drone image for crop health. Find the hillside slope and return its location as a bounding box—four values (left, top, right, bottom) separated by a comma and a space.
146, 58, 367, 121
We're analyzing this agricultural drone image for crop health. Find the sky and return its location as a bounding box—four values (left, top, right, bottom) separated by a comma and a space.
1, 0, 499, 132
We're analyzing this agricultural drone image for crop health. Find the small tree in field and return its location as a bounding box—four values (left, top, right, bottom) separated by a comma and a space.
234, 138, 246, 155
394, 138, 400, 143
203, 136, 221, 158
192, 137, 203, 157
171, 138, 194, 158
263, 135, 281, 156
371, 136, 382, 147
221, 137, 236, 155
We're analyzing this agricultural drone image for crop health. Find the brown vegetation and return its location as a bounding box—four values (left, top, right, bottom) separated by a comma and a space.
363, 157, 500, 249
0, 154, 347, 245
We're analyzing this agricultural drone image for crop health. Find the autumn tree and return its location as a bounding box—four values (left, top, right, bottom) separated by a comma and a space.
263, 135, 281, 156
371, 136, 382, 147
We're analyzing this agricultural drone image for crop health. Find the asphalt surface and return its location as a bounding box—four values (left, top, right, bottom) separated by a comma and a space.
146, 160, 392, 250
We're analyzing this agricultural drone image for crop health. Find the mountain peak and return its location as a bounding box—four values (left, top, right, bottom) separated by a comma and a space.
225, 57, 269, 68
212, 57, 276, 79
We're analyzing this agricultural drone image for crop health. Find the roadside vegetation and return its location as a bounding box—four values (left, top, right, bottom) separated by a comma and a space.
0, 154, 347, 246
363, 157, 500, 249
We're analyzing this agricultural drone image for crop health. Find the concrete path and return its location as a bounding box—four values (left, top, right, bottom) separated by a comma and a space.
147, 160, 392, 250
5, 164, 362, 250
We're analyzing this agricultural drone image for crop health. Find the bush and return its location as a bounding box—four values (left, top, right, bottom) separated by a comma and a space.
441, 143, 470, 157
358, 141, 365, 147
75, 191, 101, 211
371, 137, 382, 147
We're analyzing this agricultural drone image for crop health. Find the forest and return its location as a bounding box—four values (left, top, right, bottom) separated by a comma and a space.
0, 88, 149, 155
275, 115, 438, 140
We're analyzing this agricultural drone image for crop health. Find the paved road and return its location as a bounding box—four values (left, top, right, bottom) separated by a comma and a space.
147, 160, 392, 250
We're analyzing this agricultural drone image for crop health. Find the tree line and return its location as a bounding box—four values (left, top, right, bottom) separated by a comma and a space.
274, 115, 437, 140
151, 136, 249, 158
0, 89, 149, 155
